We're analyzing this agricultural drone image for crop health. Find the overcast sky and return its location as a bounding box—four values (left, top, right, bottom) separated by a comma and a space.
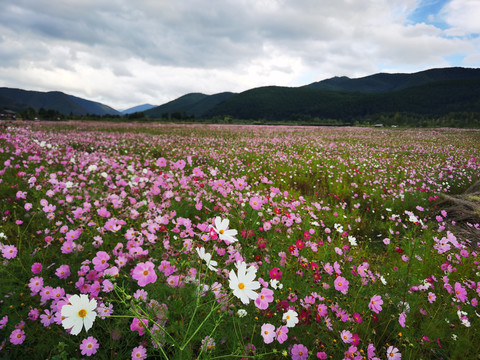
1, 0, 479, 110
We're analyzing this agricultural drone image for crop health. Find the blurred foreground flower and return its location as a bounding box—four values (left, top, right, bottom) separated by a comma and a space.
61, 294, 97, 335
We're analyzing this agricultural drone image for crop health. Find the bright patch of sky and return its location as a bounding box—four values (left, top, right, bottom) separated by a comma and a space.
408, 0, 450, 29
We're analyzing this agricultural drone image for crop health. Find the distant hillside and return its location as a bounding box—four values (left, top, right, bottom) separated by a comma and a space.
0, 88, 120, 116
204, 78, 480, 121
121, 104, 157, 115
305, 67, 480, 93
145, 92, 237, 118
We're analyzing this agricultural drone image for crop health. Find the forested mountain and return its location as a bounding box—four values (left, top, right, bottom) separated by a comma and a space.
204, 78, 480, 122
144, 67, 480, 124
0, 88, 119, 116
145, 92, 236, 118
305, 67, 480, 93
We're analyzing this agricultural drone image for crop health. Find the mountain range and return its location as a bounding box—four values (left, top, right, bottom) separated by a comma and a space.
143, 67, 480, 122
1, 67, 480, 122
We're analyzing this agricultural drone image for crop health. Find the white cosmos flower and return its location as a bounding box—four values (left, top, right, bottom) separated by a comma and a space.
283, 309, 299, 328
212, 217, 238, 244
228, 261, 260, 305
237, 309, 247, 317
61, 294, 97, 335
196, 247, 218, 271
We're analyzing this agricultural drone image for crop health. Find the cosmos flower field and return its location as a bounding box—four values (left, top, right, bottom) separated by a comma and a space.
1, 121, 480, 359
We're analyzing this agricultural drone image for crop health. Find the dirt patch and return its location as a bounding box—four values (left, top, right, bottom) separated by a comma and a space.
437, 180, 480, 248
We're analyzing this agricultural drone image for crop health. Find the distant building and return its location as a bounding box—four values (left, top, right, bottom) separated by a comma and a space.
374, 123, 384, 127
0, 109, 16, 120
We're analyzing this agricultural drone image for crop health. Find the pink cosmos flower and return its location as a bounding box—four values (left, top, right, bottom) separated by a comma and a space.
40, 309, 55, 327
130, 318, 148, 336
2, 245, 17, 259
368, 295, 383, 314
427, 292, 436, 303
454, 282, 467, 302
260, 323, 276, 344
9, 329, 25, 345
291, 343, 308, 360
92, 251, 110, 272
386, 346, 402, 360
317, 352, 328, 359
249, 196, 262, 210
317, 303, 328, 317
132, 261, 157, 287
166, 274, 180, 287
334, 276, 349, 294
31, 262, 42, 274
276, 325, 288, 344
398, 312, 406, 328
131, 345, 147, 359
0, 315, 8, 329
340, 329, 353, 343
80, 336, 99, 356
28, 276, 44, 295
55, 265, 71, 279
60, 240, 75, 254
255, 287, 274, 310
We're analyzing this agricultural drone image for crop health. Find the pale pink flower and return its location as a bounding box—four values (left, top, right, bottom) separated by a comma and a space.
255, 287, 274, 310
132, 261, 157, 287
334, 276, 349, 294
368, 295, 383, 314
260, 323, 276, 344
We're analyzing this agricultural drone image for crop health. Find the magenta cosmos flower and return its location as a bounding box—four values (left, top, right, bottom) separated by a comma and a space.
9, 329, 25, 345
368, 295, 383, 314
269, 267, 283, 280
80, 336, 99, 356
291, 343, 308, 360
31, 262, 42, 274
132, 261, 157, 287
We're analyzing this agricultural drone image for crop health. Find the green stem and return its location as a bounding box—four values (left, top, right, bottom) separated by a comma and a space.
179, 298, 227, 351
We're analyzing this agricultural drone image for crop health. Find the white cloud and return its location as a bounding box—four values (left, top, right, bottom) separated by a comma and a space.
440, 0, 480, 36
0, 0, 478, 110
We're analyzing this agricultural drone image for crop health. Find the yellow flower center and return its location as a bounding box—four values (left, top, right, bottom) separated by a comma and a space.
238, 283, 245, 290
143, 270, 149, 276
299, 352, 303, 356
78, 309, 87, 318
219, 229, 225, 234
